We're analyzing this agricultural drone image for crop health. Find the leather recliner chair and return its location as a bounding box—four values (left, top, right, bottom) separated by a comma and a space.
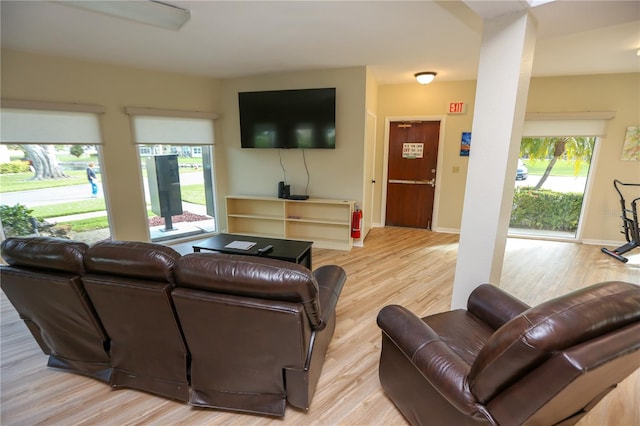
377, 281, 640, 426
0, 237, 111, 381
172, 252, 347, 416
82, 240, 190, 401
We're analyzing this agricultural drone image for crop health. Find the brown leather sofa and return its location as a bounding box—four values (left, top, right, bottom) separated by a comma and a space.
82, 240, 190, 401
0, 236, 346, 416
377, 281, 640, 426
0, 237, 111, 381
172, 252, 347, 416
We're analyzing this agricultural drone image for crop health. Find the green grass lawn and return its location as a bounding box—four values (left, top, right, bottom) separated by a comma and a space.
31, 199, 107, 219
522, 159, 590, 177
58, 216, 109, 232
0, 171, 87, 192
181, 184, 206, 205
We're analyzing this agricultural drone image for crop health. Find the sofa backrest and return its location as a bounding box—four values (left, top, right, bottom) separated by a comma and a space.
0, 237, 111, 379
469, 281, 640, 405
175, 252, 322, 327
1, 236, 87, 274
82, 240, 189, 401
172, 252, 322, 415
83, 240, 178, 282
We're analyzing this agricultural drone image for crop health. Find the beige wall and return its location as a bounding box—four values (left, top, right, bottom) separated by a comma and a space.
1, 49, 222, 241
2, 48, 637, 245
376, 80, 477, 230
1, 50, 368, 239
376, 73, 639, 243
216, 67, 367, 231
527, 73, 640, 243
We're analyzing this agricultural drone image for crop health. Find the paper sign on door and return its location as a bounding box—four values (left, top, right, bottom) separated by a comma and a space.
402, 143, 424, 159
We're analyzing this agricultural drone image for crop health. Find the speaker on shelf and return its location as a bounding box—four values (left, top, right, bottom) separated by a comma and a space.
278, 181, 290, 199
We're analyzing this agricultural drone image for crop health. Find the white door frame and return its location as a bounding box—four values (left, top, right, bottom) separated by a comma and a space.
362, 110, 377, 240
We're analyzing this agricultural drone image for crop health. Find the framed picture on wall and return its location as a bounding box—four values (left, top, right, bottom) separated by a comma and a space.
460, 132, 471, 156
620, 126, 639, 161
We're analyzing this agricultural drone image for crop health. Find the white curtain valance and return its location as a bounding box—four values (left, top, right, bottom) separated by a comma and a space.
1, 99, 105, 114
126, 107, 217, 145
1, 108, 102, 144
523, 111, 615, 137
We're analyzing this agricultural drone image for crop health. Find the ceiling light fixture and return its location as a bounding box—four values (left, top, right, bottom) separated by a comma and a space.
415, 72, 437, 85
56, 0, 191, 31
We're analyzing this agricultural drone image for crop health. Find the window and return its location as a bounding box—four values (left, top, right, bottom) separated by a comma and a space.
509, 112, 613, 240
139, 146, 153, 156
126, 108, 218, 242
0, 102, 110, 244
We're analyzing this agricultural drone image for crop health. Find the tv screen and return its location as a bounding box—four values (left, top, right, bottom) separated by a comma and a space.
239, 88, 336, 149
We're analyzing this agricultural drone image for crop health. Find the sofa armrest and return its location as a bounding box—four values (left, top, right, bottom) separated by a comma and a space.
313, 265, 346, 330
467, 284, 530, 330
377, 305, 480, 414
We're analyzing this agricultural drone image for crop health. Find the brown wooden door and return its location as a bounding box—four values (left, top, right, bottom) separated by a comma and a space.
386, 121, 439, 229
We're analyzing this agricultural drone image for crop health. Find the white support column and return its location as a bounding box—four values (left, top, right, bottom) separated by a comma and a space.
451, 10, 537, 309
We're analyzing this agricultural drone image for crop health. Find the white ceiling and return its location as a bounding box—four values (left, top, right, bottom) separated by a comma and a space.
1, 0, 638, 84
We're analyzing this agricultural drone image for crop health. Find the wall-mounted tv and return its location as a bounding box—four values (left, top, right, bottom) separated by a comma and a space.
238, 88, 336, 149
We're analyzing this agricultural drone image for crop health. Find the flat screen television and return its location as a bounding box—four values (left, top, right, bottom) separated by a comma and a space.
238, 88, 336, 149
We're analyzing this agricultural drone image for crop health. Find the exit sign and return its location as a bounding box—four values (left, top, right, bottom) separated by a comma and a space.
448, 102, 466, 114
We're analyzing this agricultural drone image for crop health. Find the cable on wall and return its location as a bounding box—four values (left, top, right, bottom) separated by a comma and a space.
278, 149, 287, 184
302, 149, 310, 195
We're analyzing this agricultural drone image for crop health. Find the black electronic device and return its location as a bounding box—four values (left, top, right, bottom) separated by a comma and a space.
288, 194, 310, 200
278, 181, 290, 199
239, 88, 336, 149
257, 244, 274, 254
146, 154, 182, 231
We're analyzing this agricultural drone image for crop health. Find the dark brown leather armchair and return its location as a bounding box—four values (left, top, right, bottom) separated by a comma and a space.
0, 237, 111, 381
172, 252, 346, 416
82, 240, 190, 401
377, 281, 640, 426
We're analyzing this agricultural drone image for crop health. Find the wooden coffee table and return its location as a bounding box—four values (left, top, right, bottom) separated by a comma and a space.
192, 233, 313, 269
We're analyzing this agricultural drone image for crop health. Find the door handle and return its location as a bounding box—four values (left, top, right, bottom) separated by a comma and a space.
389, 179, 435, 186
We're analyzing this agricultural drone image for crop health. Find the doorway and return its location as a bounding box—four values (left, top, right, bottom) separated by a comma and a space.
385, 120, 440, 229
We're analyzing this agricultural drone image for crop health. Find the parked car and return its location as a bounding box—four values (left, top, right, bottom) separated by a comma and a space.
516, 159, 528, 180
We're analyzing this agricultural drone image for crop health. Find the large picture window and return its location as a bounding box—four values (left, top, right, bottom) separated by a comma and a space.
0, 102, 110, 244
509, 113, 613, 240
127, 108, 218, 242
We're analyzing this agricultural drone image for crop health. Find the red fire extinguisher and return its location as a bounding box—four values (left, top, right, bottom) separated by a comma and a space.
351, 203, 363, 239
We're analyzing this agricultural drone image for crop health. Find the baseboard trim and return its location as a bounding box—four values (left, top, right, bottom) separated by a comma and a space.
432, 227, 460, 234
583, 239, 627, 247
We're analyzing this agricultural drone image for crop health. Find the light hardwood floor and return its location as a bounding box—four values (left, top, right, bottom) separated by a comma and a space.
1, 227, 638, 425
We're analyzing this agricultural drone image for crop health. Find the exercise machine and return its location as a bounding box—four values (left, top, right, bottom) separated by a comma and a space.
601, 179, 640, 263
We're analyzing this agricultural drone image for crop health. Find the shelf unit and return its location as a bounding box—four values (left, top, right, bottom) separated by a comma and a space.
226, 196, 355, 250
